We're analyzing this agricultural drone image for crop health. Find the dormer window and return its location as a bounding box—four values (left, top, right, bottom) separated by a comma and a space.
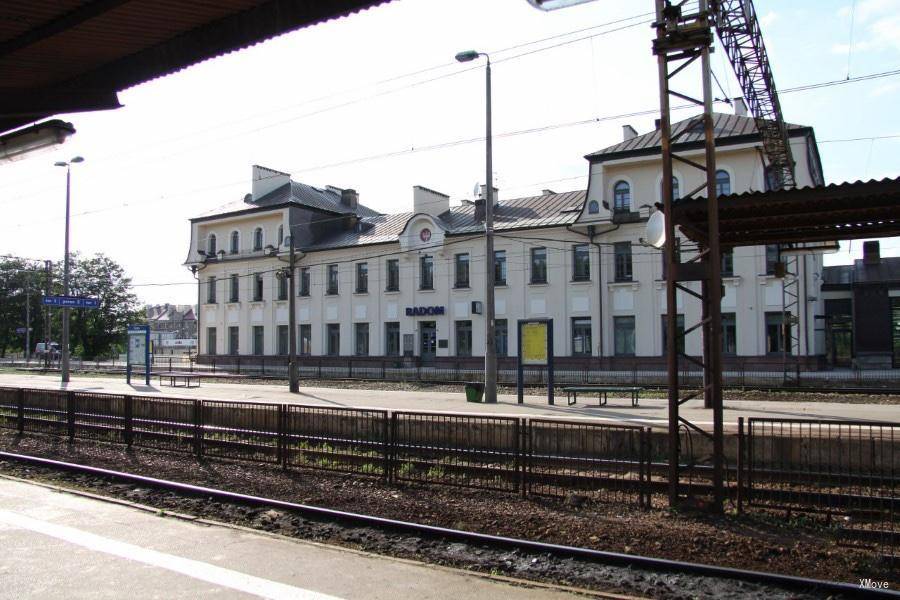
230, 231, 239, 254
253, 227, 263, 251
587, 200, 600, 214
613, 181, 630, 212
207, 234, 217, 255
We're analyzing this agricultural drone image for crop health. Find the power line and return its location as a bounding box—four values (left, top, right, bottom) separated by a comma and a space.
780, 67, 900, 93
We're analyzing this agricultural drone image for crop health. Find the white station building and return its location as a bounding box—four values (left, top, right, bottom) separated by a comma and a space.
185, 103, 827, 368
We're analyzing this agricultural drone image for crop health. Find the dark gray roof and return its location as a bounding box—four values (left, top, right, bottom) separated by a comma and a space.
586, 112, 809, 161
255, 182, 381, 217
302, 190, 586, 252
823, 257, 900, 288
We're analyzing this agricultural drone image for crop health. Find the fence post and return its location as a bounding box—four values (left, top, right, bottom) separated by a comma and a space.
519, 419, 527, 498
381, 360, 386, 381
736, 417, 744, 514
123, 395, 133, 447
66, 391, 76, 442
317, 358, 322, 379
169, 357, 172, 372
193, 400, 203, 457
16, 388, 25, 434
740, 359, 746, 389
632, 363, 637, 386
277, 404, 286, 469
262, 356, 266, 377
386, 412, 397, 484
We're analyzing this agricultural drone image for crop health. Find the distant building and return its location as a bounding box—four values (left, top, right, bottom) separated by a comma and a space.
822, 241, 900, 369
146, 303, 197, 354
184, 102, 827, 368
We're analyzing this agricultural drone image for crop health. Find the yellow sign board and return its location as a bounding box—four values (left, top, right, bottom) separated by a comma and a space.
521, 321, 548, 365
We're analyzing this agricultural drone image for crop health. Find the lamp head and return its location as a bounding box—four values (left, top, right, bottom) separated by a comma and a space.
70, 156, 84, 163
455, 50, 480, 63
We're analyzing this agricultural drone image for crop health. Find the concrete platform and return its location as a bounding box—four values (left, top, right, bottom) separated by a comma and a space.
1, 372, 899, 430
0, 477, 582, 600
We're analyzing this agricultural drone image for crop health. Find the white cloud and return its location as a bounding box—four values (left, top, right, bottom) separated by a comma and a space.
759, 10, 778, 28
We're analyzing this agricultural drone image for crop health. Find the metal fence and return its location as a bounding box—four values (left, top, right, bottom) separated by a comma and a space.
0, 387, 652, 506
740, 417, 900, 561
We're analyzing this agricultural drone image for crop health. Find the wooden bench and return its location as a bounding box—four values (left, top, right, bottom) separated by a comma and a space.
563, 385, 641, 407
156, 371, 201, 388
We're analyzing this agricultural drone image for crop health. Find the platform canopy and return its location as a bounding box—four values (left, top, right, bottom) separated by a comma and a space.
0, 0, 390, 134
669, 177, 900, 247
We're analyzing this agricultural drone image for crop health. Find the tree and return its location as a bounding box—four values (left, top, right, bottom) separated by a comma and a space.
0, 258, 45, 358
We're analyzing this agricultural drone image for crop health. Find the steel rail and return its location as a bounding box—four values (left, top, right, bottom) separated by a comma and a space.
0, 451, 893, 599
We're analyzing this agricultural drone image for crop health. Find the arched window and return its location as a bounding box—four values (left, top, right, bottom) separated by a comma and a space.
613, 181, 630, 212
277, 224, 284, 246
715, 170, 731, 196
587, 200, 600, 214
660, 176, 680, 200
207, 233, 217, 255
230, 231, 239, 254
253, 227, 263, 251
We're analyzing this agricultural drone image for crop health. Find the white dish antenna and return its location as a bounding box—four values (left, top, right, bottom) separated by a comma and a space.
645, 210, 666, 249
473, 182, 481, 198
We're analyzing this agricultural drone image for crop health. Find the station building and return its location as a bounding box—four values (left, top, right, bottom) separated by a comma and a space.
185, 103, 827, 369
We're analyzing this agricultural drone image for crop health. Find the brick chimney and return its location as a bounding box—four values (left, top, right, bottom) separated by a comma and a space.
622, 124, 638, 141
863, 240, 881, 265
340, 188, 359, 210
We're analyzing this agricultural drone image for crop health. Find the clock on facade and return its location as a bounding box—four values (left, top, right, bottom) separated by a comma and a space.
420, 228, 432, 242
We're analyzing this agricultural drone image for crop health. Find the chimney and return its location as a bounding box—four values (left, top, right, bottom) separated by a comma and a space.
251, 165, 290, 201
412, 185, 449, 218
474, 198, 485, 223
863, 240, 881, 265
542, 189, 556, 195
733, 97, 748, 117
340, 188, 359, 210
622, 124, 638, 141
654, 118, 661, 130
479, 184, 499, 202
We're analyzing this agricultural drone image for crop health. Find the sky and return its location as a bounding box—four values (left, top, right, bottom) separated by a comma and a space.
1, 0, 898, 306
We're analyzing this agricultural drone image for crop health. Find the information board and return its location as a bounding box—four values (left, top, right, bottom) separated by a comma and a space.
521, 322, 549, 365
126, 324, 150, 385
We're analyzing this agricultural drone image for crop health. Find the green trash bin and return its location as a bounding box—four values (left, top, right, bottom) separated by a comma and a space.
465, 382, 485, 403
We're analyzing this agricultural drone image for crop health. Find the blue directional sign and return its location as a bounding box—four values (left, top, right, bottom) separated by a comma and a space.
42, 295, 100, 309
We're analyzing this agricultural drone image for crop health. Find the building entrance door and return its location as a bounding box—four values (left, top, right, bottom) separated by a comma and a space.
420, 321, 436, 361
827, 316, 853, 368
892, 298, 900, 368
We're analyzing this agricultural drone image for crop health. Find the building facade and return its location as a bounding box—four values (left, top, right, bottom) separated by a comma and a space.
186, 106, 827, 368
146, 303, 197, 355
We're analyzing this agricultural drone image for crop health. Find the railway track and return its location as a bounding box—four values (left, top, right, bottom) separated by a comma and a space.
0, 450, 892, 599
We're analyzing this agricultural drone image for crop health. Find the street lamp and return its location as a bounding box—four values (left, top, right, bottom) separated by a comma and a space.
54, 155, 84, 384
268, 236, 301, 393
455, 49, 497, 404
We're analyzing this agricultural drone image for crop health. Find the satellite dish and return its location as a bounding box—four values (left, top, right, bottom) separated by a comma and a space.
473, 182, 481, 198
645, 210, 666, 249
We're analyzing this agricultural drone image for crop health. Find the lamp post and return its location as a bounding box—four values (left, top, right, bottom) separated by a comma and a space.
54, 156, 84, 384
269, 236, 300, 393
455, 50, 497, 404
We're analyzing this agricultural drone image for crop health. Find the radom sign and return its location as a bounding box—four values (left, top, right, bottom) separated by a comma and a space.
406, 305, 445, 316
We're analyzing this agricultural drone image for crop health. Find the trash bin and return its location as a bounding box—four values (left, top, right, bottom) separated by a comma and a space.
465, 382, 485, 403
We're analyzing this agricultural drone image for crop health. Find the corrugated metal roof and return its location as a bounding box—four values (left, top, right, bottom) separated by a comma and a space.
302, 190, 586, 252
586, 113, 808, 160
193, 180, 381, 219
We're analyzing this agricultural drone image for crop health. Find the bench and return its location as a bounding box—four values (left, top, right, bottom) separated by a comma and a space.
156, 371, 201, 388
563, 385, 641, 407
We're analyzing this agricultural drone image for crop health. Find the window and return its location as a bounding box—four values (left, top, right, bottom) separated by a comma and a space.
206, 327, 217, 355
614, 316, 635, 356
613, 181, 630, 212
230, 231, 239, 254
229, 274, 239, 303
455, 320, 472, 357
420, 255, 434, 290
327, 264, 339, 295
253, 273, 263, 301
355, 323, 369, 356
765, 245, 779, 275
764, 165, 779, 191
277, 325, 289, 355
206, 276, 217, 304
722, 249, 734, 277
327, 324, 340, 356
299, 267, 310, 296
614, 242, 632, 282
386, 259, 400, 292
587, 200, 600, 214
672, 176, 680, 200
494, 251, 507, 286
660, 314, 685, 356
252, 326, 264, 356
572, 317, 592, 356
207, 233, 217, 255
253, 227, 263, 251
722, 313, 737, 355
530, 247, 547, 284
495, 319, 508, 357
277, 271, 288, 301
454, 253, 470, 288
385, 322, 400, 356
715, 170, 731, 196
277, 224, 284, 246
228, 326, 239, 355
766, 312, 790, 354
299, 324, 312, 356
572, 244, 590, 282
352, 262, 367, 294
